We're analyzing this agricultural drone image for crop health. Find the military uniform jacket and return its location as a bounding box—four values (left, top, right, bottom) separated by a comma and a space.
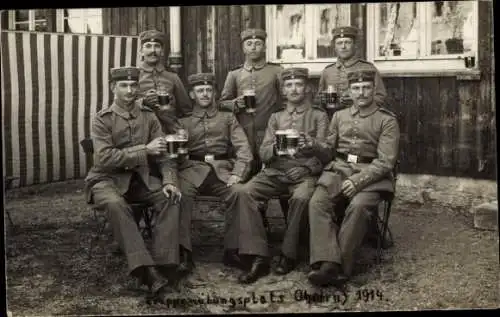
138, 62, 193, 117
178, 104, 253, 188
319, 104, 400, 193
220, 61, 283, 135
259, 102, 329, 178
317, 57, 387, 107
84, 100, 178, 203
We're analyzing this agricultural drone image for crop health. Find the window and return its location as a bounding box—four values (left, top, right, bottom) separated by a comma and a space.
8, 9, 49, 31
266, 4, 351, 74
366, 1, 478, 73
59, 9, 103, 34
6, 9, 102, 34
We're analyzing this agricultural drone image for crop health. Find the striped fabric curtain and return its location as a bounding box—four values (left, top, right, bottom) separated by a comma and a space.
1, 31, 141, 188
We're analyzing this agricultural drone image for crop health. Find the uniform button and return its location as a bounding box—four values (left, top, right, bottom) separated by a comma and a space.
354, 120, 359, 124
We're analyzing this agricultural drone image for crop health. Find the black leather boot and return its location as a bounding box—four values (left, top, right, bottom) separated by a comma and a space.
135, 266, 171, 295
307, 261, 344, 287
238, 256, 270, 284
273, 254, 296, 275
178, 246, 195, 276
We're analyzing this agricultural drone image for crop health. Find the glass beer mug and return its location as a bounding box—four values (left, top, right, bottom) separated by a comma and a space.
285, 129, 300, 156
157, 85, 171, 105
243, 89, 256, 113
275, 130, 288, 156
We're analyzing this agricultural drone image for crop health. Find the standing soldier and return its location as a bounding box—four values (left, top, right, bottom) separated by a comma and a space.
308, 70, 400, 287
238, 68, 329, 283
220, 28, 283, 176
174, 73, 254, 276
138, 29, 192, 133
84, 67, 187, 301
317, 26, 386, 109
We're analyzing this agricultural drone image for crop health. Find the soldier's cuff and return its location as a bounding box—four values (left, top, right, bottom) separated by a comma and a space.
348, 174, 364, 190
162, 173, 179, 188
125, 144, 148, 167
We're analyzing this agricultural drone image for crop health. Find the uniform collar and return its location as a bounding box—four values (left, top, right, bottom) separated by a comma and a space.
243, 59, 267, 71
192, 103, 217, 118
110, 100, 141, 119
286, 101, 309, 114
140, 61, 166, 73
350, 103, 379, 118
336, 56, 360, 68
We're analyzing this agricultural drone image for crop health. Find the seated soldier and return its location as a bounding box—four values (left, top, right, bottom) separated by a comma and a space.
84, 67, 187, 302
308, 70, 400, 287
176, 73, 254, 276
237, 68, 329, 283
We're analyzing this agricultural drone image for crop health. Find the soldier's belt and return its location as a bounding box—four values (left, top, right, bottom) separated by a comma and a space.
189, 154, 230, 162
336, 152, 375, 164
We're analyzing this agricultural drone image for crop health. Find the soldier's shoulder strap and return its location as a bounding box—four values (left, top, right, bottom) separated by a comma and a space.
97, 106, 113, 117
230, 64, 244, 72
267, 62, 282, 68
378, 107, 397, 118
324, 62, 336, 69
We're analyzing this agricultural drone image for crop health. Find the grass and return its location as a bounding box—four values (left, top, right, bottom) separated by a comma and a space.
5, 179, 499, 315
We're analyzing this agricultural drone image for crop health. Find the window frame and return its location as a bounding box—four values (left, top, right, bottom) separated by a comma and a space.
366, 1, 479, 73
7, 9, 103, 34
265, 4, 351, 75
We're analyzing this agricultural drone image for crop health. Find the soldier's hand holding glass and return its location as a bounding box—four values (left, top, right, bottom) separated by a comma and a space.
163, 184, 182, 204
146, 137, 167, 155
298, 133, 315, 152
143, 89, 159, 108
341, 179, 357, 199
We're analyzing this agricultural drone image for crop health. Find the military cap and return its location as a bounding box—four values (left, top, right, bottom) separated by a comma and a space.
240, 28, 267, 42
109, 66, 140, 82
280, 67, 309, 81
188, 73, 215, 87
332, 26, 359, 41
139, 29, 166, 46
347, 70, 376, 84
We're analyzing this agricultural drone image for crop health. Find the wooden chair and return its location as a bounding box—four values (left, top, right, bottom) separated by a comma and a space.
80, 138, 155, 259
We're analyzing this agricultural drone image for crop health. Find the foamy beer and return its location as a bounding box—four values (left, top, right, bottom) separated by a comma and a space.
157, 87, 171, 105
176, 129, 188, 155
165, 134, 180, 158
243, 89, 256, 113
285, 129, 300, 155
275, 130, 288, 155
324, 85, 338, 109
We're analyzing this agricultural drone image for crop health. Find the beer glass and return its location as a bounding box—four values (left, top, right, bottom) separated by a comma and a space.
285, 129, 300, 155
176, 129, 188, 155
275, 130, 288, 156
165, 134, 180, 158
324, 85, 338, 110
464, 55, 476, 69
243, 89, 256, 113
157, 86, 171, 105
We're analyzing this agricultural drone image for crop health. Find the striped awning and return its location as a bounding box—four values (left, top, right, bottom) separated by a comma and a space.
1, 31, 140, 188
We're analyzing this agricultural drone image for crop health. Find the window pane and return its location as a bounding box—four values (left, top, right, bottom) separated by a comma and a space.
34, 20, 48, 32
316, 4, 351, 58
430, 1, 475, 55
275, 4, 306, 60
64, 17, 86, 33
14, 22, 29, 31
377, 2, 419, 57
15, 10, 29, 22
34, 9, 47, 20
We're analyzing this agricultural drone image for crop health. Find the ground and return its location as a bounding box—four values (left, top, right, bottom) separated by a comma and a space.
4, 179, 499, 315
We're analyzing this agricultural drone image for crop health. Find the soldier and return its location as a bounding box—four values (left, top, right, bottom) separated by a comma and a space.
238, 68, 329, 283
317, 26, 386, 109
220, 28, 283, 176
307, 70, 400, 287
175, 73, 254, 275
138, 29, 192, 132
84, 67, 188, 301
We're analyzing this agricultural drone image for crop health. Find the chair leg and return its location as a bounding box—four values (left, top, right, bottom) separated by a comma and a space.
259, 203, 269, 232
142, 207, 154, 240
6, 210, 15, 231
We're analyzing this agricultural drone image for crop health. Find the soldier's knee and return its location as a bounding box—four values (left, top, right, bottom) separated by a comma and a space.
290, 191, 313, 206
308, 187, 329, 215
346, 197, 373, 219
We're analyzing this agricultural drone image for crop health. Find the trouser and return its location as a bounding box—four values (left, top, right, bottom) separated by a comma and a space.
243, 172, 317, 259
308, 187, 381, 276
178, 168, 255, 252
91, 174, 188, 275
